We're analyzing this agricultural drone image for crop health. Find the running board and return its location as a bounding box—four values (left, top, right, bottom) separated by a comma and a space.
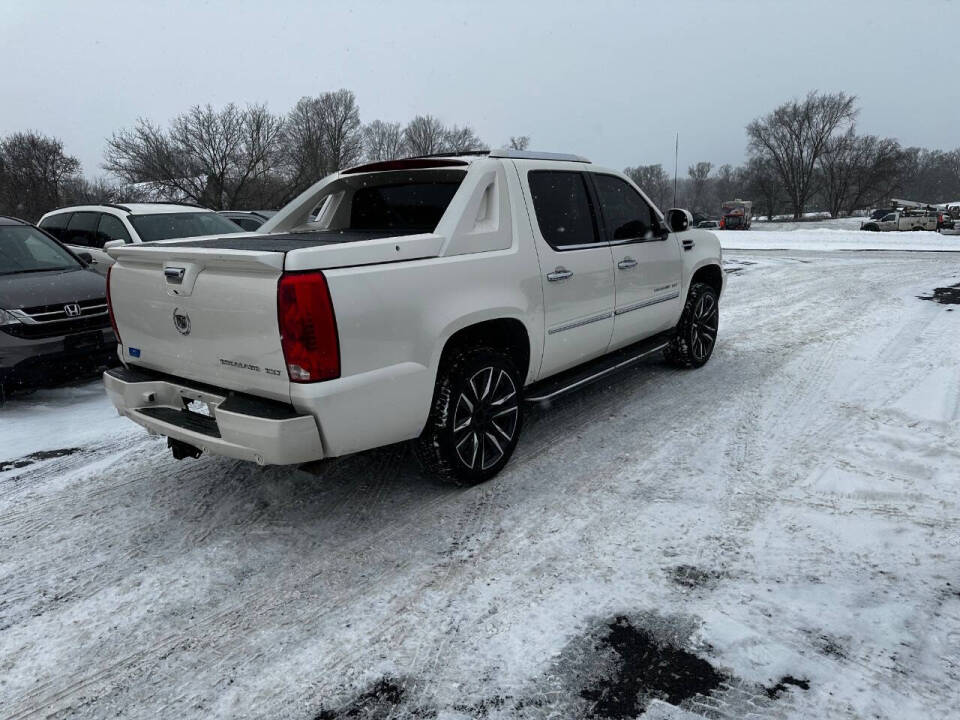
524, 331, 672, 403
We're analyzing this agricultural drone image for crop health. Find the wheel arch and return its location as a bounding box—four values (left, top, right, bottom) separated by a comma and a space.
689, 263, 724, 298
438, 317, 532, 385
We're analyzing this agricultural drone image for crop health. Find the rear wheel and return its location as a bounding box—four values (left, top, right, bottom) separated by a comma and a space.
664, 283, 719, 368
415, 346, 523, 485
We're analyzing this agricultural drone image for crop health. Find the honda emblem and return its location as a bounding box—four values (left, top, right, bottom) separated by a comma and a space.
64, 303, 81, 317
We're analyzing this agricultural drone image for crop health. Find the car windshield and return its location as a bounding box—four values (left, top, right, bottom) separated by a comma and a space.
128, 212, 243, 242
0, 225, 80, 275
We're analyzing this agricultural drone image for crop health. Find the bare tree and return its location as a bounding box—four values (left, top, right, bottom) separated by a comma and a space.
624, 163, 671, 210
842, 135, 903, 215
104, 103, 285, 210
317, 89, 363, 172
362, 120, 405, 162
817, 130, 903, 217
743, 156, 784, 221
444, 125, 487, 154
713, 164, 741, 205
687, 161, 713, 215
508, 136, 530, 151
0, 131, 81, 221
282, 90, 363, 199
747, 91, 857, 218
403, 115, 448, 156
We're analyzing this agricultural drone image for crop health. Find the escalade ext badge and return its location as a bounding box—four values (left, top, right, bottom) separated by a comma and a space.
172, 308, 191, 336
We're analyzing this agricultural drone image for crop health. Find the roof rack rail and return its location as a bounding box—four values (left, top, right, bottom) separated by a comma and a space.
48, 202, 132, 214
119, 200, 209, 210
400, 149, 491, 160
488, 149, 591, 163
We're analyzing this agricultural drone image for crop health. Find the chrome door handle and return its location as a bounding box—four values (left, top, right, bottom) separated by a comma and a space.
546, 267, 573, 282
617, 257, 638, 270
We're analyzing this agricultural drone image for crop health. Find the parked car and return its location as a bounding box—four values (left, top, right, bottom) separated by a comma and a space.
697, 220, 720, 229
217, 210, 277, 232
860, 210, 939, 232
0, 216, 117, 392
103, 149, 725, 484
38, 203, 244, 274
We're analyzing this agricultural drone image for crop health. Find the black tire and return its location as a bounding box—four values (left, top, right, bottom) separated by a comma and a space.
664, 283, 719, 368
863, 223, 879, 232
414, 346, 523, 485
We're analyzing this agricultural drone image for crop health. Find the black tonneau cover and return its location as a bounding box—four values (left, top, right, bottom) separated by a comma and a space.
157, 229, 422, 253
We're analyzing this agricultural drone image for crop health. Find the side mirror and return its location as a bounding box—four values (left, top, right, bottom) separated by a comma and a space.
665, 208, 693, 233
77, 252, 94, 264
103, 239, 125, 250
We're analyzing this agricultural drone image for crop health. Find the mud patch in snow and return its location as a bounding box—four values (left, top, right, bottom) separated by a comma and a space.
578, 615, 726, 718
917, 283, 960, 305
314, 677, 414, 719
668, 564, 726, 590
765, 675, 810, 699
0, 447, 81, 472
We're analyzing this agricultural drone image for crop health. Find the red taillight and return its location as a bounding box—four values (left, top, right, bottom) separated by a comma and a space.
106, 264, 121, 344
277, 271, 340, 383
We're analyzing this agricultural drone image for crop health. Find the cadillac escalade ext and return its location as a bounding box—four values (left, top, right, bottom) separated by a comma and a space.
103, 149, 725, 484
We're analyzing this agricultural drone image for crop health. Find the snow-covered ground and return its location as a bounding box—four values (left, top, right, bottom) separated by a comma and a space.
2, 250, 960, 719
720, 218, 960, 252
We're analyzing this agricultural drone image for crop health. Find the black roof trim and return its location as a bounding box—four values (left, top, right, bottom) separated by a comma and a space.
0, 215, 30, 226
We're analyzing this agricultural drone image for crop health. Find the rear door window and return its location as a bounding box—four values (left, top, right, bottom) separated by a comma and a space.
591, 174, 660, 242
64, 212, 101, 247
527, 171, 600, 250
97, 214, 133, 244
38, 212, 71, 240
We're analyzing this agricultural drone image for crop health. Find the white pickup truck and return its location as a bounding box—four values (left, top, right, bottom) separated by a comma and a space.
103, 150, 724, 484
860, 209, 939, 232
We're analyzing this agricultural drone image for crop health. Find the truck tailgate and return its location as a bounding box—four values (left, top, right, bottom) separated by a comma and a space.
109, 246, 290, 402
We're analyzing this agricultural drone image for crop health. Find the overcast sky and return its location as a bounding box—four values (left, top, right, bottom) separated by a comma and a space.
2, 0, 958, 179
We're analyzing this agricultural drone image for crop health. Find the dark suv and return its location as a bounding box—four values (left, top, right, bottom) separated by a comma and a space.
0, 216, 117, 392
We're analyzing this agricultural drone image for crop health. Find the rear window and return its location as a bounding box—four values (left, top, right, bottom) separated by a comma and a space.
38, 212, 71, 240
128, 212, 244, 242
349, 182, 461, 232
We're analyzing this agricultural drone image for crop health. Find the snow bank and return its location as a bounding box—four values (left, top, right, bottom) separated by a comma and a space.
0, 381, 131, 462
718, 227, 960, 252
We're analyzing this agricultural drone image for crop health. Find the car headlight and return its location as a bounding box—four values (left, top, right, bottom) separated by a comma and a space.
0, 308, 22, 326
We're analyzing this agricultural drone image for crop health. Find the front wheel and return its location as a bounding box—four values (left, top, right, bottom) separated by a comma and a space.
664, 283, 719, 368
415, 347, 523, 485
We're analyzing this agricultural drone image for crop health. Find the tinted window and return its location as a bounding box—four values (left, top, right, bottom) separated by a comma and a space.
97, 214, 132, 244
592, 174, 659, 242
38, 212, 71, 240
234, 217, 263, 231
349, 182, 461, 232
0, 226, 81, 274
64, 212, 101, 248
527, 171, 599, 249
128, 212, 243, 242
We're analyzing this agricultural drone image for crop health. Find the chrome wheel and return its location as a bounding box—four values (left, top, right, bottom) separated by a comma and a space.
452, 366, 519, 471
690, 292, 718, 362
